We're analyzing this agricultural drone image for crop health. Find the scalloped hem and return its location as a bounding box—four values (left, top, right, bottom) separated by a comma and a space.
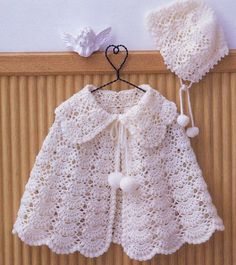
12, 223, 224, 261
12, 228, 111, 258
121, 223, 225, 261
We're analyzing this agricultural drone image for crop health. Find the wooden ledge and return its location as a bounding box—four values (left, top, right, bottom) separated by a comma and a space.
0, 50, 235, 76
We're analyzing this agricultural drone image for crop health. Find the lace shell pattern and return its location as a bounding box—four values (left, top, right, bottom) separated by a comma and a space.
12, 84, 224, 260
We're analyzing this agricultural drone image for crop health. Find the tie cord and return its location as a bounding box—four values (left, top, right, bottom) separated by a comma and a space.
177, 79, 199, 138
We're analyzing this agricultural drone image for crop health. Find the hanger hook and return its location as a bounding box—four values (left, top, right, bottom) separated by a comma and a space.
91, 44, 146, 93
105, 44, 129, 79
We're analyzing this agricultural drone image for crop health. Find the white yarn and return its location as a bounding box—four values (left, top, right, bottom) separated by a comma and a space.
109, 117, 129, 174
12, 84, 224, 260
177, 79, 199, 137
109, 118, 138, 192
145, 0, 228, 139
108, 171, 123, 189
177, 114, 189, 127
120, 177, 138, 193
145, 0, 229, 83
186, 126, 200, 138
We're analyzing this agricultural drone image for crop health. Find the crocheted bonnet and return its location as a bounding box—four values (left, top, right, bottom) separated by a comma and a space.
145, 0, 229, 137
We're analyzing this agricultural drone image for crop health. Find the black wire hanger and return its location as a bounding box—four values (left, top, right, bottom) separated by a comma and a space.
91, 44, 146, 93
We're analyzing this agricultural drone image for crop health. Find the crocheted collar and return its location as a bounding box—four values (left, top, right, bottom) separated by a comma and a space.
55, 84, 177, 148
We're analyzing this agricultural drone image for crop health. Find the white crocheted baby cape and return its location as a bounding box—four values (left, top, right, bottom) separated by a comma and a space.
12, 84, 224, 261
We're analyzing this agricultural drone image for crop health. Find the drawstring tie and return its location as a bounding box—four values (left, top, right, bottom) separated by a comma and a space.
107, 117, 138, 193
177, 79, 199, 138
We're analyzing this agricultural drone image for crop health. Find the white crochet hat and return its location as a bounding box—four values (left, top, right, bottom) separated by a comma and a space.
145, 0, 229, 137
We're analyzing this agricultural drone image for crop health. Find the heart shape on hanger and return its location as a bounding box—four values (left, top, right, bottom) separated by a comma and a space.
105, 45, 128, 75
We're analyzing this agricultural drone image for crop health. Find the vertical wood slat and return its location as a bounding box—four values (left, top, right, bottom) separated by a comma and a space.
0, 70, 235, 265
10, 76, 21, 265
202, 75, 214, 265
19, 76, 31, 265
231, 73, 236, 265
222, 73, 232, 265
212, 73, 224, 265
1, 76, 13, 265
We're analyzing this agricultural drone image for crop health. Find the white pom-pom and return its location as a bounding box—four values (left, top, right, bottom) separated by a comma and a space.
186, 127, 199, 138
177, 114, 190, 127
120, 177, 138, 193
180, 84, 188, 91
108, 171, 123, 189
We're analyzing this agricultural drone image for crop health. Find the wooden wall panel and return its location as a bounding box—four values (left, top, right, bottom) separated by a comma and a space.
0, 51, 235, 265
